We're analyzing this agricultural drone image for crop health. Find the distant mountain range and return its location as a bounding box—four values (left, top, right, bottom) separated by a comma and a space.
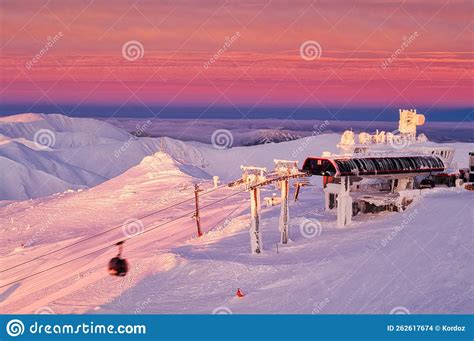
0, 104, 471, 122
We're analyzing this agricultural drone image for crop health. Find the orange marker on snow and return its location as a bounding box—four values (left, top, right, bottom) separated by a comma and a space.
236, 288, 245, 298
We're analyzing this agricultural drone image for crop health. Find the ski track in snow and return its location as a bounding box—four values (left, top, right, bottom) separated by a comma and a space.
0, 113, 472, 314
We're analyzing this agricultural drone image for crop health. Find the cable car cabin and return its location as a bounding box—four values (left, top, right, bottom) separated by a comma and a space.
108, 241, 129, 276
302, 155, 445, 178
108, 257, 129, 276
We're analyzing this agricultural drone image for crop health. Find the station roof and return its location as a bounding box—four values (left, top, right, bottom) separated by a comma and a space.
302, 155, 445, 177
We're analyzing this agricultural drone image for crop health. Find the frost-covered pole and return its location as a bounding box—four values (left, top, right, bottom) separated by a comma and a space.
249, 186, 262, 254
293, 183, 301, 202
273, 159, 298, 243
241, 166, 266, 254
337, 176, 352, 227
279, 179, 289, 244
194, 184, 203, 237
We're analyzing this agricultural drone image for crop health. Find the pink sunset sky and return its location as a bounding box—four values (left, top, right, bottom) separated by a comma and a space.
0, 0, 472, 111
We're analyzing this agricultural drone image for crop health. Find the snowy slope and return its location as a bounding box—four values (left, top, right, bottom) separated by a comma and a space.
0, 150, 249, 313
0, 141, 106, 186
0, 156, 87, 200
0, 151, 205, 253
98, 188, 473, 314
1, 177, 472, 314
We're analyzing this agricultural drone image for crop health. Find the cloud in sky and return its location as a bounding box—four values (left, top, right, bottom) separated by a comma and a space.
0, 0, 472, 110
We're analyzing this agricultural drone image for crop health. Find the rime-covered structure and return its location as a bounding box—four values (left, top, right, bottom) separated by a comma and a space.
302, 109, 454, 227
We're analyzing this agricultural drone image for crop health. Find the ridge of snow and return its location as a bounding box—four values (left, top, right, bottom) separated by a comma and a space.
0, 113, 44, 123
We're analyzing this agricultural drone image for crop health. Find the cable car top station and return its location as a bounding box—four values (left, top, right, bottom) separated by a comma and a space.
300, 109, 455, 227
230, 109, 460, 254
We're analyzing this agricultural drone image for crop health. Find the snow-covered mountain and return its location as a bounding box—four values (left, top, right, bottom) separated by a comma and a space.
0, 114, 201, 200
0, 113, 472, 202
0, 113, 325, 201
241, 130, 302, 146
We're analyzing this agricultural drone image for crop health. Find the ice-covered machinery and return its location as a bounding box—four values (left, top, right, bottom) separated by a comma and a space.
337, 109, 453, 168
398, 109, 425, 139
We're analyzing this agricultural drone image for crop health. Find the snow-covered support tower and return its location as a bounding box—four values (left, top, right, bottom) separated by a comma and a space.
336, 176, 352, 227
249, 184, 262, 254
241, 166, 266, 254
279, 179, 290, 243
274, 160, 299, 244
321, 177, 353, 227
237, 162, 308, 253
